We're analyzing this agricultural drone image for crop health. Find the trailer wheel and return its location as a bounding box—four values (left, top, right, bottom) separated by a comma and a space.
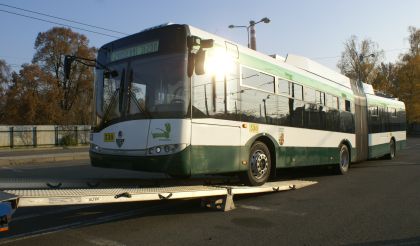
385, 139, 396, 160
241, 141, 271, 186
336, 144, 350, 175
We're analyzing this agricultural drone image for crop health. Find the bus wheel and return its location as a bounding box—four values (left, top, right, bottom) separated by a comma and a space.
336, 144, 350, 175
386, 139, 396, 160
242, 141, 271, 186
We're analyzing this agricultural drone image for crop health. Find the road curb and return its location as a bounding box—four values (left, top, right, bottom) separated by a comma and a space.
0, 152, 89, 166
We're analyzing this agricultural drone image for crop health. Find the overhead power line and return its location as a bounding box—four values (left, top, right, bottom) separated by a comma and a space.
0, 3, 128, 35
0, 9, 121, 39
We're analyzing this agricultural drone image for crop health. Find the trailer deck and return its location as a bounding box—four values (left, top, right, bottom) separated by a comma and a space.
0, 179, 316, 232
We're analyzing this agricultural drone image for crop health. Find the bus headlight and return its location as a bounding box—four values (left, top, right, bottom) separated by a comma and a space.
147, 144, 187, 156
90, 143, 100, 152
164, 145, 170, 153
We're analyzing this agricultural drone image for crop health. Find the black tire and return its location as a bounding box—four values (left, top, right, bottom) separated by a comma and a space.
241, 141, 271, 186
336, 144, 350, 175
385, 139, 396, 160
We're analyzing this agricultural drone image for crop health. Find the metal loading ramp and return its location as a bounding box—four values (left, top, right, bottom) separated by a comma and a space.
0, 180, 316, 231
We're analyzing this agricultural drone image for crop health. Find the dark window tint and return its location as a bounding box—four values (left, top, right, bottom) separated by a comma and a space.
389, 107, 397, 117
370, 106, 379, 116
345, 100, 351, 112
278, 95, 290, 126
290, 99, 304, 127
240, 89, 277, 124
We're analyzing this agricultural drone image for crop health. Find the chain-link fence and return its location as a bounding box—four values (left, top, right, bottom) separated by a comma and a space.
0, 125, 91, 148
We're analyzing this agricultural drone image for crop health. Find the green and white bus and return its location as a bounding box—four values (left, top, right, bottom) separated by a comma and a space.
86, 24, 406, 186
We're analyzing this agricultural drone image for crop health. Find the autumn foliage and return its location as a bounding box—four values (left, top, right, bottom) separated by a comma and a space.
338, 26, 420, 129
0, 27, 96, 125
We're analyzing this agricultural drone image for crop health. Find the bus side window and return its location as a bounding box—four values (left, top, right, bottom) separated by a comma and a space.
293, 83, 303, 100
316, 91, 325, 105
304, 87, 316, 103
278, 79, 290, 95
345, 100, 351, 112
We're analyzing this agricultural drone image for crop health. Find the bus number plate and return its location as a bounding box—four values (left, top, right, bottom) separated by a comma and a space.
104, 133, 115, 142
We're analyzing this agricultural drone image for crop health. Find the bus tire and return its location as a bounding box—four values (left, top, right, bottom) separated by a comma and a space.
336, 144, 350, 175
385, 139, 396, 160
241, 141, 271, 186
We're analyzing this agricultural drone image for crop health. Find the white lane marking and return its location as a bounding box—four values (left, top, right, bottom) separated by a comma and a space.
238, 205, 306, 216
238, 205, 273, 212
277, 210, 307, 217
86, 238, 126, 246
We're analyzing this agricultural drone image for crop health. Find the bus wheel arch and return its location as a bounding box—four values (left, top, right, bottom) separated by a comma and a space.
241, 136, 276, 186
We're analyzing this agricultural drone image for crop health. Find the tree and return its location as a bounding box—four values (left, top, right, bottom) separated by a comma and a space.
3, 64, 62, 124
372, 62, 398, 96
0, 59, 11, 84
337, 35, 384, 84
0, 59, 12, 122
32, 27, 96, 124
407, 26, 420, 57
395, 26, 420, 125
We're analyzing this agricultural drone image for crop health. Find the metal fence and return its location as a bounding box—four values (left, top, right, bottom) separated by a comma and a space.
0, 125, 91, 148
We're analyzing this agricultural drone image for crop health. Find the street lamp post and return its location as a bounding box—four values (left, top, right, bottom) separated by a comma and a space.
228, 17, 270, 51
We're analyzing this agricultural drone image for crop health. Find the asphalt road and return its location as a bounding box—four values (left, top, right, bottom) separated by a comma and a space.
1, 138, 420, 245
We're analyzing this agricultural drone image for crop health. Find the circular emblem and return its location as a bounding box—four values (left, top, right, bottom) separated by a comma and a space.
279, 133, 285, 146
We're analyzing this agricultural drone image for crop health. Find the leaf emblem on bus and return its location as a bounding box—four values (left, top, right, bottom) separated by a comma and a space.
152, 123, 171, 139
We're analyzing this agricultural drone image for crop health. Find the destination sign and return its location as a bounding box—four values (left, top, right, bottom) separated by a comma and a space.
110, 40, 159, 62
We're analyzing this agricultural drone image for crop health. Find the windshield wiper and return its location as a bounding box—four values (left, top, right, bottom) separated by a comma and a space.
101, 89, 120, 124
128, 91, 151, 117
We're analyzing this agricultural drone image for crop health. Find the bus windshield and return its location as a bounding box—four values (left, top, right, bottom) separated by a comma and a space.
95, 53, 188, 129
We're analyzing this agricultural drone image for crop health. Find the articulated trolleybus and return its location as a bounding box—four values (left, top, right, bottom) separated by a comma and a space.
79, 24, 405, 186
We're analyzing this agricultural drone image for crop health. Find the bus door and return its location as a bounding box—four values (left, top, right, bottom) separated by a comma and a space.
190, 71, 241, 174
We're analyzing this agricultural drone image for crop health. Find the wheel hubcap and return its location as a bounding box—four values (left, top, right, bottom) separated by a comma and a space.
340, 147, 349, 171
250, 150, 268, 180
390, 141, 395, 157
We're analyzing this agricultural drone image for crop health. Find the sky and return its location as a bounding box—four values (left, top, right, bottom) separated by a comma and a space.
0, 0, 419, 72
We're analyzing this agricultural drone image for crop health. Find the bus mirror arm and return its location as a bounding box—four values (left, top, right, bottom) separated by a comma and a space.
63, 55, 118, 80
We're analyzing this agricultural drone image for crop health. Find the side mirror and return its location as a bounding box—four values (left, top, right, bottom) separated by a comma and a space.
200, 39, 214, 49
195, 48, 206, 75
64, 55, 74, 80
